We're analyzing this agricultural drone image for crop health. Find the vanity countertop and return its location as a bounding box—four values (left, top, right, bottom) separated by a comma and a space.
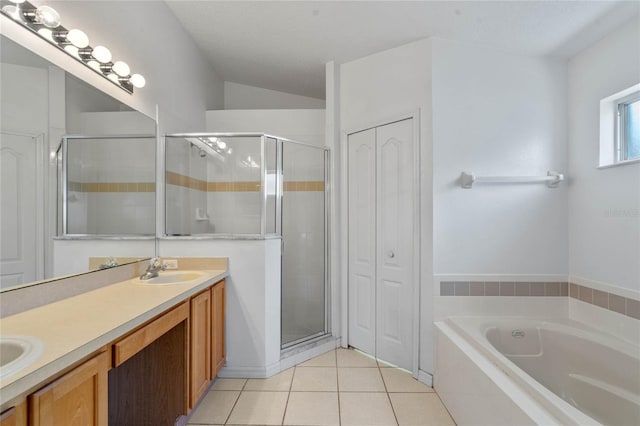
0, 268, 228, 410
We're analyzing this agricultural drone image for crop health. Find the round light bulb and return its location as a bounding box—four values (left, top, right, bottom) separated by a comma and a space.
87, 60, 101, 71
112, 61, 130, 77
35, 6, 61, 28
66, 29, 89, 48
64, 45, 80, 58
129, 73, 145, 88
217, 141, 227, 149
208, 137, 218, 143
92, 45, 111, 63
8, 0, 27, 3
2, 5, 22, 20
37, 28, 55, 42
107, 73, 119, 83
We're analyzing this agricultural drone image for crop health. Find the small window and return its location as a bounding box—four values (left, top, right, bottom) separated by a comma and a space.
617, 96, 640, 161
599, 84, 640, 167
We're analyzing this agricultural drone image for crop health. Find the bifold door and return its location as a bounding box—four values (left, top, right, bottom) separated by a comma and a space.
347, 118, 415, 371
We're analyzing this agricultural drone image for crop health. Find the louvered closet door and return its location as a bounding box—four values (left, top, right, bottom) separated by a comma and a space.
347, 119, 414, 371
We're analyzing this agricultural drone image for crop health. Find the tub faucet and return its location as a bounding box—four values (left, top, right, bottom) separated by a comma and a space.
140, 257, 166, 280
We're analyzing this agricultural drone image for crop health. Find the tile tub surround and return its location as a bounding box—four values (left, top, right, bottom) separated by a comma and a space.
440, 280, 568, 297
439, 279, 640, 321
187, 348, 455, 426
569, 282, 640, 320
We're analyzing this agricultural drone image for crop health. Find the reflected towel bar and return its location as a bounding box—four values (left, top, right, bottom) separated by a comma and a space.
460, 171, 564, 189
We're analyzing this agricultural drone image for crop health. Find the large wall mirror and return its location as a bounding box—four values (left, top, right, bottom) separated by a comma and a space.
0, 34, 156, 291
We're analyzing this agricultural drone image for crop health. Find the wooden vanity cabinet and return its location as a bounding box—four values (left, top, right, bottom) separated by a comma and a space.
0, 400, 26, 426
29, 351, 109, 426
212, 280, 226, 376
189, 289, 212, 408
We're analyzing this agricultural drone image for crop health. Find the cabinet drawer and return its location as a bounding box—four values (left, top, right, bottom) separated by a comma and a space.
113, 302, 189, 367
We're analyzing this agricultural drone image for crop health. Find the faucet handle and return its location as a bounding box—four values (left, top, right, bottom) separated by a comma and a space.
149, 257, 161, 268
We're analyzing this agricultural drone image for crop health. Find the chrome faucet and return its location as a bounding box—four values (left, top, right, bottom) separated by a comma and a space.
140, 257, 166, 280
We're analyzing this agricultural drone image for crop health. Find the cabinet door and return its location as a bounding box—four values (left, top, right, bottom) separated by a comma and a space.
190, 289, 211, 408
212, 280, 226, 376
0, 400, 26, 426
29, 351, 108, 426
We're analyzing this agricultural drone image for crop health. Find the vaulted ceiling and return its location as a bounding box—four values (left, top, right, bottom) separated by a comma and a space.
166, 1, 639, 99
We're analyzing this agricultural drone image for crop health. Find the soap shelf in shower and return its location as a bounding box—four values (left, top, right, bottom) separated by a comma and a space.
460, 171, 564, 189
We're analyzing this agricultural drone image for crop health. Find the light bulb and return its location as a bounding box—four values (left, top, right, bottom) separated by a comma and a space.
64, 45, 80, 58
129, 74, 145, 88
107, 73, 119, 83
8, 0, 27, 3
87, 60, 101, 71
112, 61, 130, 77
92, 45, 111, 63
208, 137, 218, 143
37, 28, 55, 42
66, 29, 89, 48
2, 5, 22, 20
34, 6, 61, 28
217, 141, 227, 149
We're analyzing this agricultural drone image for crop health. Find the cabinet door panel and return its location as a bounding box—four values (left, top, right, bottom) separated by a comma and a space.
212, 280, 226, 376
30, 351, 108, 426
190, 289, 211, 408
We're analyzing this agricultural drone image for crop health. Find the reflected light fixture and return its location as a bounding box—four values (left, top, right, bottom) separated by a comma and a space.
0, 0, 146, 93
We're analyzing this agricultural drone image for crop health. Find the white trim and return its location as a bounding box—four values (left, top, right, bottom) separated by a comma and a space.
597, 157, 640, 169
418, 369, 433, 387
342, 111, 421, 377
217, 362, 281, 379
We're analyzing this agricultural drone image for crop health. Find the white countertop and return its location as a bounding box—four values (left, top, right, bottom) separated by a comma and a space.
0, 269, 228, 410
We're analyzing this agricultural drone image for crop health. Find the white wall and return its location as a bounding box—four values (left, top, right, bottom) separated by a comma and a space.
340, 38, 434, 375
206, 109, 325, 146
432, 38, 568, 275
224, 81, 325, 110
568, 19, 640, 292
158, 239, 282, 377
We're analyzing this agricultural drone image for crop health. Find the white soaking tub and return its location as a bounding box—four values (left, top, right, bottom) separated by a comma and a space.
434, 317, 640, 426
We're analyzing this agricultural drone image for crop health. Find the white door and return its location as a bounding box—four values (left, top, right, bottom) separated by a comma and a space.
347, 119, 415, 370
348, 128, 376, 355
0, 133, 40, 288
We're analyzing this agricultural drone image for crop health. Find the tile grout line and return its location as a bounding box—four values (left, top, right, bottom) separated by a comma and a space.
379, 361, 400, 426
222, 380, 246, 425
280, 365, 296, 425
335, 350, 342, 426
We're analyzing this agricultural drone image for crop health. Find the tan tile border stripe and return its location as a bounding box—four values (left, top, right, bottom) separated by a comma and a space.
440, 280, 639, 321
68, 181, 155, 193
166, 171, 325, 192
283, 181, 325, 192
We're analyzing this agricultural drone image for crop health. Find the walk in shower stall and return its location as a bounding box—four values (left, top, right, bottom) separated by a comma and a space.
164, 134, 330, 349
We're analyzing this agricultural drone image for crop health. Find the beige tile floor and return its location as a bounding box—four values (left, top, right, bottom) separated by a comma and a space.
187, 348, 456, 426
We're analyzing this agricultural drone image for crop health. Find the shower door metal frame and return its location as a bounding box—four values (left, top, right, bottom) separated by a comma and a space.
279, 140, 331, 350
162, 132, 331, 350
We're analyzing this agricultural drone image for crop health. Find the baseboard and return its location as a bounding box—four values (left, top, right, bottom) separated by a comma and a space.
418, 369, 433, 387
217, 361, 280, 379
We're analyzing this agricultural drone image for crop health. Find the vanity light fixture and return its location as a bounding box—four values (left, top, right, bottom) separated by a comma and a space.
0, 0, 146, 93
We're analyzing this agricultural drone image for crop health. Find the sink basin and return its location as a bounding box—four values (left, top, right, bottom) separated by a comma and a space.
0, 335, 45, 379
137, 271, 206, 285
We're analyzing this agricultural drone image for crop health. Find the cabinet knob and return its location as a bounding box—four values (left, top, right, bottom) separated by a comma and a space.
387, 251, 395, 258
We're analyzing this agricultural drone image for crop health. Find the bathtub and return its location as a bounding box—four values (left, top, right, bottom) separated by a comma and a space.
434, 317, 640, 426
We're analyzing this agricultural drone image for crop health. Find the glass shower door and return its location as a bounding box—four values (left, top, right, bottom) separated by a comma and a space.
281, 142, 328, 348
